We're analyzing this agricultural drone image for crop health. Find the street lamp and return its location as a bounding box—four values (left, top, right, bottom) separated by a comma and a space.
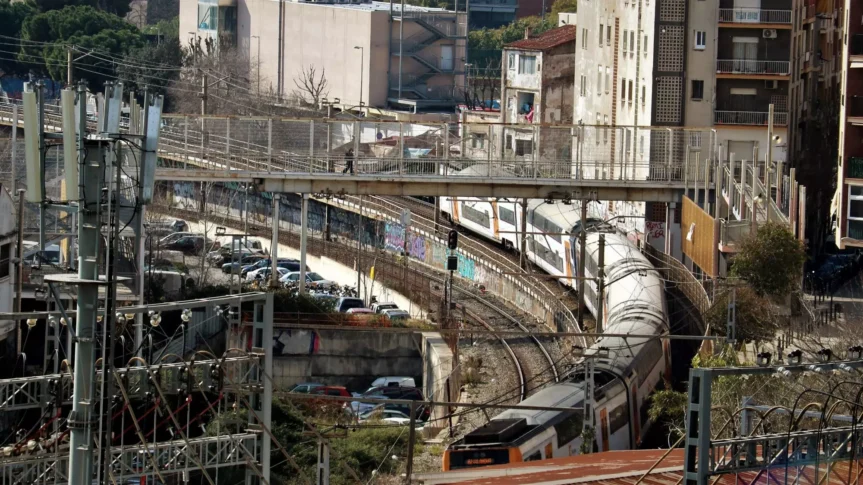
251, 35, 261, 94
354, 46, 364, 107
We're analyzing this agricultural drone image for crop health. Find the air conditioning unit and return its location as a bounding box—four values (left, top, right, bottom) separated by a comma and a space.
765, 80, 779, 89
763, 29, 778, 38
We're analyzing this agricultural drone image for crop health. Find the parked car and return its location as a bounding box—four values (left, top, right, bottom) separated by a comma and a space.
345, 308, 375, 314
381, 309, 410, 322
279, 271, 337, 289
370, 302, 398, 314
241, 258, 305, 277
157, 232, 201, 246
310, 386, 351, 397
222, 254, 268, 274
148, 220, 188, 237
163, 236, 212, 255
335, 297, 365, 313
347, 386, 424, 416
371, 377, 416, 389
358, 407, 413, 424
288, 383, 324, 394
246, 267, 290, 282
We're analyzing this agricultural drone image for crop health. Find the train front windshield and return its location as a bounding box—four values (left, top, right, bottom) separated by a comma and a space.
447, 448, 511, 470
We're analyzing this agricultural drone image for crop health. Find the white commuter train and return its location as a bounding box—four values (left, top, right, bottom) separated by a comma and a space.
443, 221, 670, 469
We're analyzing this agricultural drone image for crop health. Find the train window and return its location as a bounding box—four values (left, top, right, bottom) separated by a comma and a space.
554, 411, 583, 447
462, 203, 491, 228
609, 405, 628, 434
528, 212, 562, 243
634, 340, 662, 386
499, 206, 516, 226
529, 238, 563, 271
524, 450, 542, 462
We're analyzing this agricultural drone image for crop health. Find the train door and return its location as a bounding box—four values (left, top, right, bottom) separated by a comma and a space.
599, 408, 610, 452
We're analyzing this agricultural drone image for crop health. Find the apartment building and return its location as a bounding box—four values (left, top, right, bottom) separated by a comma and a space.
181, 0, 466, 111
501, 26, 576, 159
572, 0, 656, 240
833, 0, 863, 248
788, 0, 842, 252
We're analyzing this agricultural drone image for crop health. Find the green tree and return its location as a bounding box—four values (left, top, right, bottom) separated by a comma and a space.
468, 16, 556, 68
143, 16, 180, 39
730, 222, 806, 299
118, 36, 182, 98
706, 286, 779, 343
34, 0, 131, 17
549, 0, 577, 19
21, 5, 143, 86
0, 0, 39, 78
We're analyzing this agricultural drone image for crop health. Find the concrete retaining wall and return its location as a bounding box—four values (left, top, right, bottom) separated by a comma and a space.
272, 328, 423, 392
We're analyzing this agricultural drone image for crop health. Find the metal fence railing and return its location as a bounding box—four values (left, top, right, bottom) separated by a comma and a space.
716, 59, 790, 75
718, 8, 791, 24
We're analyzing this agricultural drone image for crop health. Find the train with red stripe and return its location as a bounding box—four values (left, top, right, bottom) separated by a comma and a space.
440, 209, 670, 469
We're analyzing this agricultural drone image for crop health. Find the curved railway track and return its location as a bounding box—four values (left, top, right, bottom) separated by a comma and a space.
427, 273, 559, 403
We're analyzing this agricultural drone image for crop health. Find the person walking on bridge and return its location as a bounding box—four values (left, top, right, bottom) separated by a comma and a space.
343, 148, 355, 174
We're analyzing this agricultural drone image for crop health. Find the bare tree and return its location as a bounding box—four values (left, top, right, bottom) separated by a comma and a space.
461, 59, 501, 111
292, 65, 329, 107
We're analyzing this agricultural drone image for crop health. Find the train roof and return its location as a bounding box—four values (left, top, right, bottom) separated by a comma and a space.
493, 382, 584, 426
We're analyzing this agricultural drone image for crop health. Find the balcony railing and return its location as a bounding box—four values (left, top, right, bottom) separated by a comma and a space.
849, 158, 863, 179
714, 111, 788, 126
716, 59, 790, 75
718, 8, 791, 24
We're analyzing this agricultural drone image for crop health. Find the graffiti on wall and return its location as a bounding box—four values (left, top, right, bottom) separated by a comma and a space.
384, 223, 405, 253
407, 233, 426, 261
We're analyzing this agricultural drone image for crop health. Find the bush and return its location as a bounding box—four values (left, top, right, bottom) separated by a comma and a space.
731, 222, 805, 299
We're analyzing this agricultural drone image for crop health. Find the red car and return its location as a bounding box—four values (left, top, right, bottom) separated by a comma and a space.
307, 386, 351, 416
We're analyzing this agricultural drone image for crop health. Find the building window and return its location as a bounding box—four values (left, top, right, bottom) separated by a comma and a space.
508, 53, 516, 70
580, 75, 586, 96
607, 24, 611, 45
515, 139, 533, 156
471, 133, 486, 149
691, 80, 704, 100
621, 78, 627, 103
582, 28, 588, 50
641, 85, 646, 106
623, 30, 628, 52
630, 31, 635, 55
599, 24, 604, 47
197, 3, 218, 30
597, 68, 603, 96
605, 67, 610, 93
694, 31, 707, 50
0, 243, 9, 279
639, 135, 645, 156
644, 35, 648, 56
628, 80, 633, 104
849, 185, 863, 239
518, 55, 536, 74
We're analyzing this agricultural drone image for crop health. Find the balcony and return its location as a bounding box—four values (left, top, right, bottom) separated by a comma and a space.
718, 8, 791, 25
716, 59, 790, 77
849, 158, 863, 179
715, 111, 787, 126
851, 35, 863, 68
848, 96, 863, 125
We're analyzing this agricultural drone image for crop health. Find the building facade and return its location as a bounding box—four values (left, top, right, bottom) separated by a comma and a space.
789, 0, 841, 252
833, 0, 863, 248
572, 0, 657, 239
180, 0, 466, 111
501, 26, 576, 160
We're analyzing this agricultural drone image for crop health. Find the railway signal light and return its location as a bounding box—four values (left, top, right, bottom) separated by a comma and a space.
448, 230, 458, 250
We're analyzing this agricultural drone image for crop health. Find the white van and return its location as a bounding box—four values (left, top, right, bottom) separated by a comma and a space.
371, 377, 416, 388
